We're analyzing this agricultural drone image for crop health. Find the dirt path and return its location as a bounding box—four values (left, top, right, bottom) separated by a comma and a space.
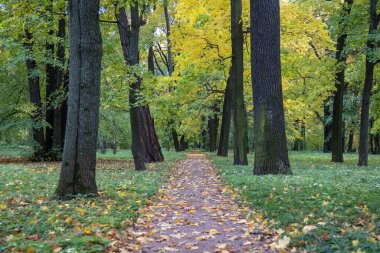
115, 153, 275, 252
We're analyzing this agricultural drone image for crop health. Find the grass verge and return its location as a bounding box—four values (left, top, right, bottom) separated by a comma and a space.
208, 151, 380, 252
0, 151, 186, 252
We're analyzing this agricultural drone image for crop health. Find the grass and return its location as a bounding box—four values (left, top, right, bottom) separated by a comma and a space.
0, 150, 186, 252
208, 151, 380, 253
0, 146, 32, 158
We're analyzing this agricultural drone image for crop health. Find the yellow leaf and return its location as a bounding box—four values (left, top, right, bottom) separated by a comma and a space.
0, 203, 6, 210
352, 239, 359, 246
276, 236, 291, 250
40, 206, 49, 211
65, 216, 72, 224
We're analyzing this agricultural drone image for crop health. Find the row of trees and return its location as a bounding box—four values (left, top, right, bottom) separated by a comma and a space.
0, 0, 379, 198
57, 0, 292, 197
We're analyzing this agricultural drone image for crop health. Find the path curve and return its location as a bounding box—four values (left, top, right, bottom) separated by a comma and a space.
115, 153, 275, 252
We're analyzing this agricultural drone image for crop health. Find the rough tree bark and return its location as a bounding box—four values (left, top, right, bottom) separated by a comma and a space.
217, 72, 232, 157
250, 0, 291, 175
139, 46, 164, 163
139, 106, 164, 162
116, 5, 146, 170
231, 0, 248, 165
24, 29, 45, 161
358, 0, 380, 166
331, 0, 353, 163
55, 0, 102, 198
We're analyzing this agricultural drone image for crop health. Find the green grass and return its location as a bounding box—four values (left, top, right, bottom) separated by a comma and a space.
208, 151, 380, 253
0, 151, 186, 252
0, 146, 32, 158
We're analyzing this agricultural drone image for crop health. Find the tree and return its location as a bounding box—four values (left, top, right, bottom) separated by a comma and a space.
231, 0, 248, 165
24, 29, 45, 161
116, 5, 146, 170
217, 70, 232, 157
250, 0, 291, 175
358, 0, 380, 166
116, 4, 164, 164
46, 14, 67, 161
331, 0, 353, 163
55, 0, 103, 198
139, 47, 164, 163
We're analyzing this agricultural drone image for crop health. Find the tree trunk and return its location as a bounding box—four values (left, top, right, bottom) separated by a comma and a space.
24, 29, 45, 161
172, 128, 181, 151
179, 135, 186, 151
208, 108, 219, 152
99, 137, 106, 154
116, 6, 146, 170
55, 0, 102, 198
217, 73, 232, 157
231, 0, 248, 165
139, 45, 164, 163
163, 1, 179, 151
250, 0, 291, 175
358, 0, 380, 166
323, 98, 332, 152
374, 134, 380, 154
139, 106, 164, 162
111, 140, 117, 154
164, 1, 174, 77
46, 17, 67, 161
331, 0, 353, 163
55, 18, 68, 153
347, 129, 355, 153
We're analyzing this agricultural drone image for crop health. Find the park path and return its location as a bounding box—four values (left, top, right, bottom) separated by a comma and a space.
114, 152, 275, 252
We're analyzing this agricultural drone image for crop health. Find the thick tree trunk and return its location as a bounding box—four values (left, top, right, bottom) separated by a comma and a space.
116, 6, 146, 170
24, 29, 45, 161
129, 5, 147, 170
331, 0, 353, 163
358, 0, 380, 165
323, 98, 332, 152
217, 73, 232, 157
139, 106, 164, 162
231, 0, 248, 165
55, 0, 102, 198
250, 0, 291, 175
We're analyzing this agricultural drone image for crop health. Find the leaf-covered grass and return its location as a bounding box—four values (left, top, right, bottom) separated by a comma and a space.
0, 151, 186, 252
208, 151, 380, 252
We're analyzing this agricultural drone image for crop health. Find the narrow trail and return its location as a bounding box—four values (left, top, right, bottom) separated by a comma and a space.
116, 153, 275, 252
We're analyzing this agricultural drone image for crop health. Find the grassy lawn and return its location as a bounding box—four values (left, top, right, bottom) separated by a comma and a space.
0, 150, 186, 252
208, 151, 380, 253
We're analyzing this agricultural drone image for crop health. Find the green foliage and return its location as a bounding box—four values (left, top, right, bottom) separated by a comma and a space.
208, 152, 380, 252
0, 151, 186, 252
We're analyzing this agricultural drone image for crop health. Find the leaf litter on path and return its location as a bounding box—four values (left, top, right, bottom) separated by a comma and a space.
110, 153, 276, 252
